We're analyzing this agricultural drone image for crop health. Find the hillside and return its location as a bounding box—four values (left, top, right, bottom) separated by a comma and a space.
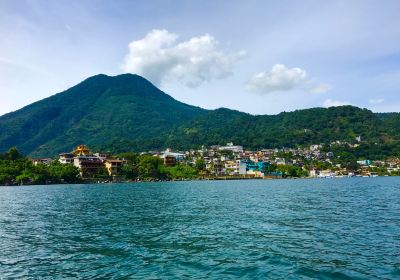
1, 74, 400, 157
0, 74, 205, 156
163, 106, 400, 159
166, 106, 385, 148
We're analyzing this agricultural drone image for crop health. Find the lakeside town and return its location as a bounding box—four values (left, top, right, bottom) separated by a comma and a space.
2, 138, 400, 186
29, 140, 400, 182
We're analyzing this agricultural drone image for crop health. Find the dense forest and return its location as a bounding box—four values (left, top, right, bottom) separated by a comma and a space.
1, 73, 400, 159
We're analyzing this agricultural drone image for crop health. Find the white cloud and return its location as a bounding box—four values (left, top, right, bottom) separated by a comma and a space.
368, 98, 384, 104
122, 29, 245, 87
246, 64, 330, 94
323, 98, 352, 107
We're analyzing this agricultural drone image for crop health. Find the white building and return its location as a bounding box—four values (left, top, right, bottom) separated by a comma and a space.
33, 158, 52, 165
275, 158, 286, 165
59, 153, 74, 164
219, 143, 243, 153
161, 149, 185, 161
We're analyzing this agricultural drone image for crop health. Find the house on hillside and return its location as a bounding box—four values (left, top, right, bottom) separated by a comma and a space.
161, 148, 185, 166
32, 158, 52, 165
219, 142, 243, 153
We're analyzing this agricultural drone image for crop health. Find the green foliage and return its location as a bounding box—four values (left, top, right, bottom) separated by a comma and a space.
135, 154, 164, 180
194, 159, 205, 171
304, 160, 332, 171
116, 153, 198, 181
166, 106, 392, 152
0, 148, 80, 185
47, 162, 81, 182
121, 163, 137, 180
0, 74, 204, 157
7, 147, 22, 160
1, 73, 400, 160
269, 164, 307, 177
115, 152, 138, 163
160, 164, 197, 180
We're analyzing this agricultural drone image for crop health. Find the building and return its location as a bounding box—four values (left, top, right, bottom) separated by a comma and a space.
104, 159, 126, 176
59, 145, 106, 177
59, 153, 74, 164
275, 158, 286, 165
32, 158, 52, 165
219, 142, 243, 153
257, 161, 270, 173
224, 160, 243, 175
245, 160, 258, 171
318, 170, 335, 178
309, 169, 317, 177
164, 155, 177, 166
73, 155, 104, 177
246, 169, 264, 178
238, 161, 247, 175
161, 149, 185, 166
94, 153, 111, 162
73, 145, 91, 156
357, 160, 372, 166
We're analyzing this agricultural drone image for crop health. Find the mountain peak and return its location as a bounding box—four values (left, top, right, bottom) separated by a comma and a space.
81, 73, 153, 86
0, 73, 205, 156
0, 74, 399, 157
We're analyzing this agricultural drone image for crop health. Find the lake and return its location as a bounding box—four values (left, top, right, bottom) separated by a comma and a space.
0, 178, 399, 279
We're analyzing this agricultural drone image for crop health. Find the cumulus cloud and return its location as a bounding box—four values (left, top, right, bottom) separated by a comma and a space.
246, 64, 331, 94
323, 99, 352, 107
368, 98, 384, 104
122, 29, 245, 87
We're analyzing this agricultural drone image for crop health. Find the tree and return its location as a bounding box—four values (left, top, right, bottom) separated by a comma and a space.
7, 147, 22, 160
116, 152, 138, 163
47, 162, 80, 183
121, 163, 137, 180
195, 159, 205, 171
136, 155, 164, 180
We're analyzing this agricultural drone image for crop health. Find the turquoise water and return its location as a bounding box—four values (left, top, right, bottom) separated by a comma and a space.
0, 178, 399, 279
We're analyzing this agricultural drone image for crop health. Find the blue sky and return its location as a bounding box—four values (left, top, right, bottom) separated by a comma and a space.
1, 0, 400, 115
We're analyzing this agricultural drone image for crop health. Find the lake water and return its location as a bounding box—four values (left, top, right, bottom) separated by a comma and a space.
0, 178, 399, 279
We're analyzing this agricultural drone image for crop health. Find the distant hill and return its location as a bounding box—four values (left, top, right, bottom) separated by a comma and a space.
1, 74, 400, 157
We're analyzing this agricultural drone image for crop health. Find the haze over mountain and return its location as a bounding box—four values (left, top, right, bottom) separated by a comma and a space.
1, 74, 400, 157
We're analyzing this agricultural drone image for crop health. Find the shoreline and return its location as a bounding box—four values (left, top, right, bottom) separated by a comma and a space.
0, 174, 393, 187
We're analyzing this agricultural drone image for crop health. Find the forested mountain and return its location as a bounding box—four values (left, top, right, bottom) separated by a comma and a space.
1, 73, 400, 157
0, 74, 204, 156
166, 106, 385, 149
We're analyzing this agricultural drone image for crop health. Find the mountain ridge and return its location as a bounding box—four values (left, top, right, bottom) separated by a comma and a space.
1, 74, 400, 157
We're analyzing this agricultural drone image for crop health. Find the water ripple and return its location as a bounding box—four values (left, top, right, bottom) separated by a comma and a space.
0, 178, 399, 279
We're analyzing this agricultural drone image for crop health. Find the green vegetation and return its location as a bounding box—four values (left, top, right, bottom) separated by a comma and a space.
269, 164, 308, 178
166, 106, 398, 152
1, 73, 400, 160
118, 153, 197, 181
0, 148, 80, 185
0, 74, 203, 157
160, 164, 197, 180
